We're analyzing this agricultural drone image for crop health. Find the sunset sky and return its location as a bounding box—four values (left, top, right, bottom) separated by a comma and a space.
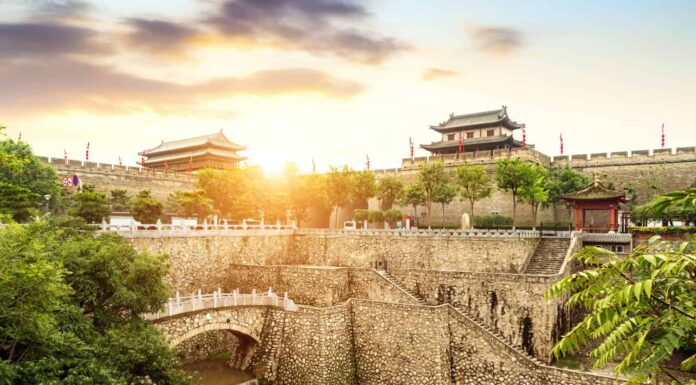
1, 0, 695, 173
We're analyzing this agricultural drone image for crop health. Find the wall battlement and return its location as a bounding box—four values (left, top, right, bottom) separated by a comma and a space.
550, 146, 696, 168
38, 156, 196, 181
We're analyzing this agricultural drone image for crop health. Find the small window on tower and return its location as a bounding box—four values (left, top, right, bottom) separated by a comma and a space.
487, 129, 495, 137
466, 132, 474, 139
447, 134, 455, 141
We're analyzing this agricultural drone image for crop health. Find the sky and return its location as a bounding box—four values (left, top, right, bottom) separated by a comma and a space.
1, 0, 695, 174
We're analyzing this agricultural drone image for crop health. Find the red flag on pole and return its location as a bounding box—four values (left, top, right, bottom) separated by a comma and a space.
409, 137, 414, 159
85, 142, 90, 161
559, 134, 564, 155
141, 156, 145, 167
118, 156, 122, 166
520, 123, 526, 148
64, 149, 68, 165
661, 123, 665, 148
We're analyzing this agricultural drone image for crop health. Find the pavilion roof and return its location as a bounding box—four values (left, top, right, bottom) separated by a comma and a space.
421, 135, 522, 151
142, 148, 247, 164
562, 177, 627, 202
139, 131, 245, 156
429, 106, 522, 133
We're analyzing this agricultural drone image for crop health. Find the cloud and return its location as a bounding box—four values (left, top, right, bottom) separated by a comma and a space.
124, 18, 200, 57
470, 26, 522, 56
32, 0, 92, 19
0, 22, 108, 58
421, 68, 459, 81
205, 0, 406, 63
0, 58, 364, 116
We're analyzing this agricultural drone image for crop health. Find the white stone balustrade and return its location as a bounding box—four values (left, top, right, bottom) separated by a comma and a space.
143, 288, 299, 320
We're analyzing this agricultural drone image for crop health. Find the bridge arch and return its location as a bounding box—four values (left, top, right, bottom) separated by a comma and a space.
169, 321, 261, 347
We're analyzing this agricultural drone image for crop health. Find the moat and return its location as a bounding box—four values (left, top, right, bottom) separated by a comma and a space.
183, 359, 254, 385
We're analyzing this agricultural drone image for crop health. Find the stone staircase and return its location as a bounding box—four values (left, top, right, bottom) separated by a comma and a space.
524, 238, 571, 275
379, 270, 544, 365
374, 270, 428, 305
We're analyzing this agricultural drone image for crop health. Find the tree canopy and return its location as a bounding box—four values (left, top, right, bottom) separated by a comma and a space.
376, 175, 404, 210
69, 184, 111, 224
518, 164, 549, 229
400, 182, 426, 218
454, 164, 492, 219
0, 137, 61, 221
350, 170, 376, 209
0, 216, 190, 384
109, 189, 131, 212
547, 237, 695, 384
130, 190, 163, 224
167, 190, 214, 219
495, 158, 536, 228
417, 162, 449, 228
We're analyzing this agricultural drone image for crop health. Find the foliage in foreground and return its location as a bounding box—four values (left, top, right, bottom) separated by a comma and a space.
546, 237, 696, 384
0, 216, 192, 385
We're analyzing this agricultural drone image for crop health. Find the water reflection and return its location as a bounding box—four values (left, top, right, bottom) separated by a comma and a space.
183, 358, 255, 385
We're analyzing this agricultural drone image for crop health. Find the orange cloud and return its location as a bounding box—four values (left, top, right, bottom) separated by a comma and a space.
422, 68, 459, 81
470, 26, 523, 57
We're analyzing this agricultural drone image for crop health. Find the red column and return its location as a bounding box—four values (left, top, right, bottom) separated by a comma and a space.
609, 205, 618, 232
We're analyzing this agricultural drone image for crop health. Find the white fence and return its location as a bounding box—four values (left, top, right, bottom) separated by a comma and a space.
144, 288, 299, 320
296, 228, 545, 238
101, 219, 295, 238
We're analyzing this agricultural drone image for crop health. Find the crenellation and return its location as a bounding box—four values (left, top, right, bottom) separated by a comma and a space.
677, 146, 695, 154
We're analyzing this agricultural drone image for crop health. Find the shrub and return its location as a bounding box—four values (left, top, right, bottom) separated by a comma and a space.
367, 210, 384, 223
629, 226, 696, 234
384, 209, 403, 226
473, 214, 513, 228
353, 209, 369, 222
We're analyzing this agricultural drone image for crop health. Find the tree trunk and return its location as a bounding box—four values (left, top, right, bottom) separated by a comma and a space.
442, 203, 445, 227
427, 202, 432, 229
334, 205, 340, 229
512, 193, 517, 230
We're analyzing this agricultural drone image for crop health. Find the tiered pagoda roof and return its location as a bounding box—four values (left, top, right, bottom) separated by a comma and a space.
139, 130, 246, 171
429, 106, 523, 133
421, 136, 524, 152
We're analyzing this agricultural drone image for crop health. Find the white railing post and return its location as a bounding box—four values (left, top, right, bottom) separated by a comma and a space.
167, 299, 173, 316
130, 219, 136, 236
284, 291, 288, 310
101, 218, 107, 231
251, 288, 256, 305
242, 219, 247, 231
275, 219, 281, 229
213, 290, 218, 308
233, 290, 238, 306
203, 219, 208, 234
156, 218, 162, 236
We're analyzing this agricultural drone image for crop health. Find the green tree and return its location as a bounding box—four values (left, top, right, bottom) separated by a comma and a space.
70, 184, 111, 223
167, 190, 214, 219
384, 209, 403, 228
0, 136, 61, 218
327, 166, 352, 228
376, 175, 404, 210
197, 165, 264, 219
400, 182, 426, 219
109, 189, 131, 212
433, 182, 458, 227
0, 217, 190, 384
353, 209, 369, 223
547, 237, 696, 384
289, 173, 329, 227
519, 165, 549, 230
417, 162, 449, 228
495, 158, 536, 229
350, 170, 376, 209
546, 165, 589, 223
367, 210, 384, 225
130, 190, 163, 224
454, 164, 492, 220
0, 182, 40, 222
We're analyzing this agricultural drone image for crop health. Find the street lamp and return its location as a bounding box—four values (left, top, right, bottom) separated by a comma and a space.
43, 194, 51, 214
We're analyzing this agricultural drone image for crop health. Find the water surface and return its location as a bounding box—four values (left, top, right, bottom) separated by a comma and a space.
183, 359, 255, 385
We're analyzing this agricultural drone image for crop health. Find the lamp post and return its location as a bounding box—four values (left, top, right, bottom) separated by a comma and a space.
43, 194, 51, 214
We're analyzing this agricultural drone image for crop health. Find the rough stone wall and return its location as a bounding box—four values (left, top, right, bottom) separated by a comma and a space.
390, 269, 562, 359
293, 234, 538, 273
130, 235, 297, 294
39, 156, 195, 201
175, 329, 240, 364
447, 307, 621, 385
130, 234, 538, 296
227, 264, 351, 306
351, 301, 451, 385
274, 306, 355, 385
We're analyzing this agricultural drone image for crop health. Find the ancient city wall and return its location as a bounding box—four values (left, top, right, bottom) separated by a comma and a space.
226, 264, 417, 306
130, 233, 540, 295
292, 233, 539, 273
39, 156, 195, 201
390, 269, 563, 359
